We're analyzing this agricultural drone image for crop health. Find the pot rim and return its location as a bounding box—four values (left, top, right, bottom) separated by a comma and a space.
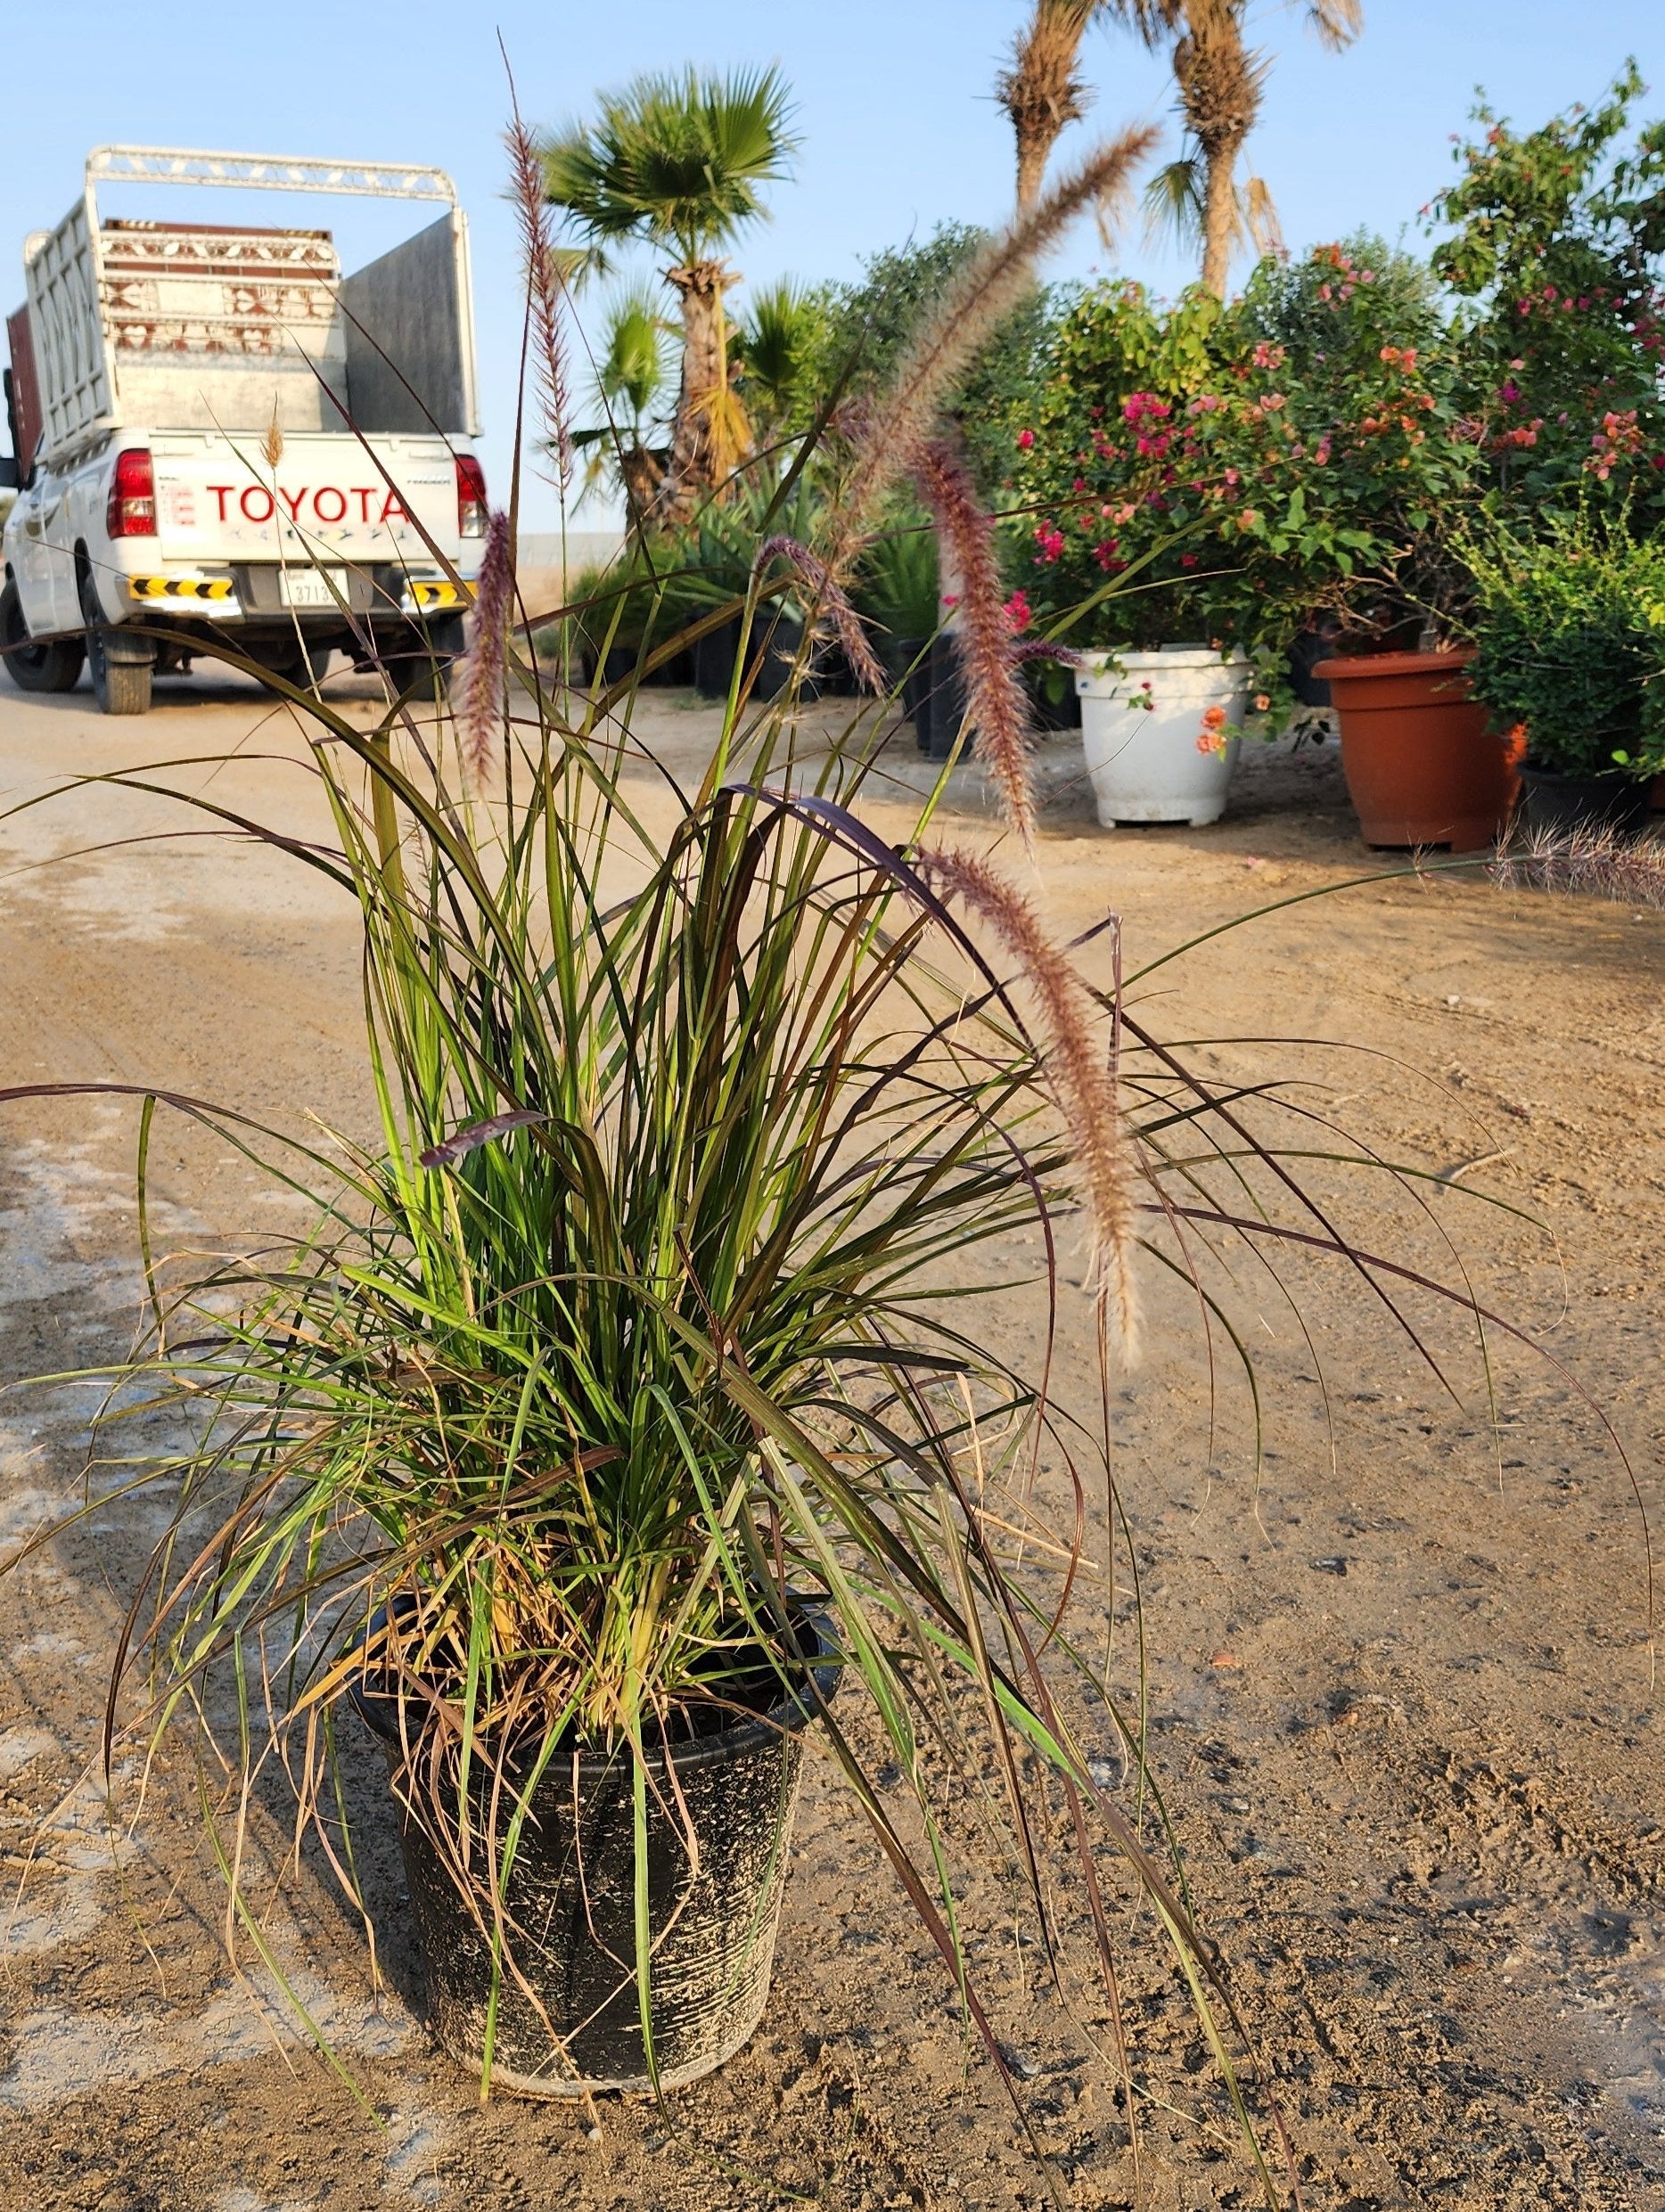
348, 1599, 841, 1776
1516, 761, 1650, 788
1077, 645, 1250, 672
1310, 647, 1474, 682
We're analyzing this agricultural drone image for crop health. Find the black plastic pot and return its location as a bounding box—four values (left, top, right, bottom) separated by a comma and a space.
351, 1611, 839, 2097
1288, 622, 1342, 709
917, 633, 969, 761
1024, 663, 1082, 733
892, 638, 931, 741
693, 615, 808, 704
1515, 765, 1653, 840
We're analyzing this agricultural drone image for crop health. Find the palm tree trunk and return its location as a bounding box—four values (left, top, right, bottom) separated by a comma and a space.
656, 260, 737, 524
1199, 137, 1243, 299
620, 446, 665, 532
1016, 135, 1054, 214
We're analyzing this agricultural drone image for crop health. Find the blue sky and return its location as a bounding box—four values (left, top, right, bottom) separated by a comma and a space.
5, 2, 1664, 527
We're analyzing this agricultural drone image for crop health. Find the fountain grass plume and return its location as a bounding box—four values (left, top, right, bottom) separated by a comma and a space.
452, 509, 513, 785
913, 438, 1040, 856
919, 844, 1138, 1354
506, 110, 574, 496
1492, 821, 1665, 907
834, 126, 1157, 538
756, 534, 886, 693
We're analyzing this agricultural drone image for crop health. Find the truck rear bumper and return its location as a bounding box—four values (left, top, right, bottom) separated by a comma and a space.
119, 565, 471, 624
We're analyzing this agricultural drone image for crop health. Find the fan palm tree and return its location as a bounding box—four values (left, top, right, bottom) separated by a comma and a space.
997, 0, 1174, 210
734, 279, 828, 462
573, 288, 674, 528
997, 0, 1101, 212
542, 67, 800, 522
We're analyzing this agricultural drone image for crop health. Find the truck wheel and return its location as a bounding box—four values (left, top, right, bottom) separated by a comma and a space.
1, 577, 86, 693
80, 574, 153, 717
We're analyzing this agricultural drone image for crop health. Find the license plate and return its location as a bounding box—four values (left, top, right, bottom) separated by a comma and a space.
278, 566, 348, 610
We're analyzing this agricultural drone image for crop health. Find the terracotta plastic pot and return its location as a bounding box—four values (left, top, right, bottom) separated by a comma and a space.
1312, 648, 1518, 851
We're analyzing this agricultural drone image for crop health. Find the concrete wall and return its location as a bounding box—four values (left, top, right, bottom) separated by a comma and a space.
517, 530, 625, 618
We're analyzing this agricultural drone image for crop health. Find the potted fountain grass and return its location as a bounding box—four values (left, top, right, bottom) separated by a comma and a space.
2, 126, 1246, 2122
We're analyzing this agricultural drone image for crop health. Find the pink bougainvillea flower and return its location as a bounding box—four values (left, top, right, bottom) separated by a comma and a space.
1179, 552, 1199, 569
1015, 427, 1036, 449
1002, 588, 1033, 634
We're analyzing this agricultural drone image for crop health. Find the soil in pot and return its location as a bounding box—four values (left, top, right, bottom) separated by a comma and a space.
1314, 648, 1517, 851
351, 1610, 839, 2098
1514, 766, 1653, 841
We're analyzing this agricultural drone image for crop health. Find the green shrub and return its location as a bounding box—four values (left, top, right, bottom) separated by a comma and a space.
1463, 508, 1665, 776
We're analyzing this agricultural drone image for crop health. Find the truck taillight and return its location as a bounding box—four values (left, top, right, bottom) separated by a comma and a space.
106, 448, 157, 538
455, 453, 486, 538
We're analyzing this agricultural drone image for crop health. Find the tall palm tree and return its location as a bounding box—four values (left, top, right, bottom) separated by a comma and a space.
997, 1, 1172, 211
1147, 0, 1362, 298
542, 67, 800, 520
998, 2, 1361, 292
997, 0, 1100, 213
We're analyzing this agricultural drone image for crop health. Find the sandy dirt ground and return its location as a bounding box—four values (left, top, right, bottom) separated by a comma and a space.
0, 660, 1662, 2212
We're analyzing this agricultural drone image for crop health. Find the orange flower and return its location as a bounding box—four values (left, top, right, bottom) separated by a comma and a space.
1202, 704, 1226, 729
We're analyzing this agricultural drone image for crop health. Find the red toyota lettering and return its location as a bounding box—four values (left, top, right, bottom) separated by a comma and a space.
380, 492, 408, 523
353, 487, 376, 522
314, 487, 348, 523
240, 486, 275, 523
279, 487, 308, 522
209, 485, 234, 521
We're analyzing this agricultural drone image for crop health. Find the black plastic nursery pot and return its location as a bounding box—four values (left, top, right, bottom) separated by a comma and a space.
1515, 765, 1653, 840
351, 1612, 840, 2098
693, 614, 808, 704
892, 637, 931, 741
917, 632, 969, 760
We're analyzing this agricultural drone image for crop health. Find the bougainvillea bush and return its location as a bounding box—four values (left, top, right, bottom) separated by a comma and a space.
1431, 65, 1665, 524
1005, 239, 1480, 725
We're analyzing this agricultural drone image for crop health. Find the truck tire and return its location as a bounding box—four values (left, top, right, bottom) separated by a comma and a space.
80, 573, 152, 716
1, 577, 86, 693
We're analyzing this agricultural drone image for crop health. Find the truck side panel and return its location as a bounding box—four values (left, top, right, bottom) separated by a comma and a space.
5, 306, 43, 468
340, 212, 477, 438
24, 202, 111, 454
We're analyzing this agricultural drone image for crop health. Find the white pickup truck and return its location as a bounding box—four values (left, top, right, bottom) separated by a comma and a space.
1, 145, 486, 714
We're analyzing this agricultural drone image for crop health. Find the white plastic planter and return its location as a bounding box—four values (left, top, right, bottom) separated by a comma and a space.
1077, 646, 1251, 827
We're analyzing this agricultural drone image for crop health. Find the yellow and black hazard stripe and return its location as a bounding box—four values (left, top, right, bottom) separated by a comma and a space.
406, 578, 469, 611
128, 576, 236, 602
